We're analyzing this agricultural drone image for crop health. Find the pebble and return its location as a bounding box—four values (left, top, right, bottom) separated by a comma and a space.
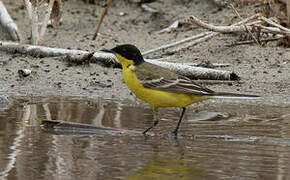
119, 12, 126, 16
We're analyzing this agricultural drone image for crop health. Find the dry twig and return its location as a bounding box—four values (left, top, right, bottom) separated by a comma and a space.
24, 0, 63, 45
229, 4, 261, 45
141, 4, 158, 13
187, 15, 254, 33
173, 32, 219, 52
38, 0, 62, 44
144, 14, 261, 55
177, 13, 290, 49
287, 0, 290, 25
157, 20, 179, 34
0, 1, 21, 41
142, 32, 212, 55
92, 0, 112, 40
39, 0, 55, 44
227, 36, 283, 46
259, 16, 290, 33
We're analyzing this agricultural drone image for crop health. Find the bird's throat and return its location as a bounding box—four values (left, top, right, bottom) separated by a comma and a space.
116, 54, 134, 69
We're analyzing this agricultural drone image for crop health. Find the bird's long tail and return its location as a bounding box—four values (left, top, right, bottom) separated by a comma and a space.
211, 92, 260, 100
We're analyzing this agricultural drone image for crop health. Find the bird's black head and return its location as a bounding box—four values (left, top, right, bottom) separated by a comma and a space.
108, 44, 145, 65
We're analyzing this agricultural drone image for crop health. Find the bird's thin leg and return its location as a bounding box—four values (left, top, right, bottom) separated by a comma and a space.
172, 107, 186, 136
143, 108, 159, 135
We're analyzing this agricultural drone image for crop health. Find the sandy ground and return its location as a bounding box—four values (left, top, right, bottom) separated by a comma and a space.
0, 0, 290, 107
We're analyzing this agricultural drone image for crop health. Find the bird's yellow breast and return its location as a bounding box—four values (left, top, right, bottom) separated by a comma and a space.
122, 65, 210, 109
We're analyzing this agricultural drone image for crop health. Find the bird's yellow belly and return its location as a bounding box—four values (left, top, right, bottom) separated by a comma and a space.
123, 69, 211, 108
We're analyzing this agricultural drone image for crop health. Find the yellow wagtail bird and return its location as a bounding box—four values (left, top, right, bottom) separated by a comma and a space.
101, 44, 259, 136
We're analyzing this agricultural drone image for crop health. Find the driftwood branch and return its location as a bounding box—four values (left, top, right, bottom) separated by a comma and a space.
177, 13, 290, 49
143, 14, 261, 56
0, 1, 21, 41
191, 14, 290, 37
187, 15, 256, 33
145, 59, 239, 80
0, 40, 86, 56
0, 41, 238, 80
173, 14, 261, 52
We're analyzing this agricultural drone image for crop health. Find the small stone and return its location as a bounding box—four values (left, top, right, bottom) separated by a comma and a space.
119, 12, 126, 16
18, 69, 31, 77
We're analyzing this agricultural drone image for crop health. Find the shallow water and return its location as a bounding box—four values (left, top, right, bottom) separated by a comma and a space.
0, 96, 290, 180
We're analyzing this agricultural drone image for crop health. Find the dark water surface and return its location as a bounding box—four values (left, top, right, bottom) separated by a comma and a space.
0, 96, 290, 180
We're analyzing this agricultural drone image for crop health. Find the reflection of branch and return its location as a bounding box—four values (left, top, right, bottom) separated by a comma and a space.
92, 99, 105, 127
0, 105, 31, 178
22, 104, 31, 122
43, 103, 52, 120
0, 126, 24, 178
57, 99, 72, 121
22, 104, 38, 126
41, 120, 143, 135
30, 104, 38, 126
113, 102, 122, 128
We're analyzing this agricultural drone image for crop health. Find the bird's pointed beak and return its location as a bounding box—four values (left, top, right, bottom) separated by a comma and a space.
100, 48, 116, 54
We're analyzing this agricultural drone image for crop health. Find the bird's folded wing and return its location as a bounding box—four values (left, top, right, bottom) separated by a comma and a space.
133, 62, 215, 95
141, 76, 215, 95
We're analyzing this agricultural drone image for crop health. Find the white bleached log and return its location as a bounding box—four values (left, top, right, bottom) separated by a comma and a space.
0, 41, 238, 80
